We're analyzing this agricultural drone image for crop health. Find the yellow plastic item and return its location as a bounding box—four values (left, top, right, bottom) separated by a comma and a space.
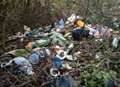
76, 20, 85, 28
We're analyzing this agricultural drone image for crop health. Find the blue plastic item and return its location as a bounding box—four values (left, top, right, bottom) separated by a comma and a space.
58, 19, 65, 29
47, 74, 77, 87
106, 79, 116, 87
29, 53, 40, 64
29, 50, 48, 64
26, 32, 33, 37
58, 74, 77, 87
53, 56, 63, 69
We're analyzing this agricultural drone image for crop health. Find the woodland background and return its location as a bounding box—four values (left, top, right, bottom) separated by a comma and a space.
0, 0, 120, 48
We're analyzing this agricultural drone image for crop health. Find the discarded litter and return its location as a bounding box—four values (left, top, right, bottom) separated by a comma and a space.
0, 13, 120, 87
1, 57, 34, 75
2, 49, 30, 57
57, 19, 65, 29
50, 31, 67, 46
29, 48, 50, 64
112, 37, 119, 48
35, 39, 51, 47
53, 56, 63, 69
50, 68, 60, 77
57, 74, 77, 87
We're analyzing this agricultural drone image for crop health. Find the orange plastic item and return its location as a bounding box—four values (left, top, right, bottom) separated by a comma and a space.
76, 20, 85, 28
25, 42, 33, 50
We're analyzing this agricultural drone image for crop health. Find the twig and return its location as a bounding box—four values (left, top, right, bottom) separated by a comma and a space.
17, 80, 32, 87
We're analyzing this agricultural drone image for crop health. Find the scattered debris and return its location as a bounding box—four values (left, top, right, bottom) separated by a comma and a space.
0, 13, 120, 87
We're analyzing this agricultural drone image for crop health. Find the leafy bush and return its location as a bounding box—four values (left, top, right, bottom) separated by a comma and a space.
80, 64, 116, 87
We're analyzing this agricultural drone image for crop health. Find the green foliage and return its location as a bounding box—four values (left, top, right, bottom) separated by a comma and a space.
108, 52, 120, 73
15, 49, 30, 57
103, 18, 120, 31
87, 15, 105, 24
101, 39, 109, 50
80, 64, 116, 87
1, 0, 120, 47
87, 14, 120, 31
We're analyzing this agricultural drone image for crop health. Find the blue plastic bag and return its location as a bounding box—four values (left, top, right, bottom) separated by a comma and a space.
57, 74, 77, 87
58, 19, 65, 29
106, 79, 116, 87
46, 74, 77, 87
29, 50, 48, 64
29, 53, 40, 64
53, 56, 63, 69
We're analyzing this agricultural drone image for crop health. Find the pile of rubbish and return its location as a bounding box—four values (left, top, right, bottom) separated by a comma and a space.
0, 13, 120, 87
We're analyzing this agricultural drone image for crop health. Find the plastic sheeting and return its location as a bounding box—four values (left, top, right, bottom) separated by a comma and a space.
112, 37, 119, 48
57, 74, 77, 87
3, 57, 34, 75
35, 39, 50, 47
47, 74, 77, 87
50, 31, 67, 46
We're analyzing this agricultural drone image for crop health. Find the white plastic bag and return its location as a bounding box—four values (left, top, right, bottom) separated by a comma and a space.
112, 37, 119, 48
2, 57, 34, 75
